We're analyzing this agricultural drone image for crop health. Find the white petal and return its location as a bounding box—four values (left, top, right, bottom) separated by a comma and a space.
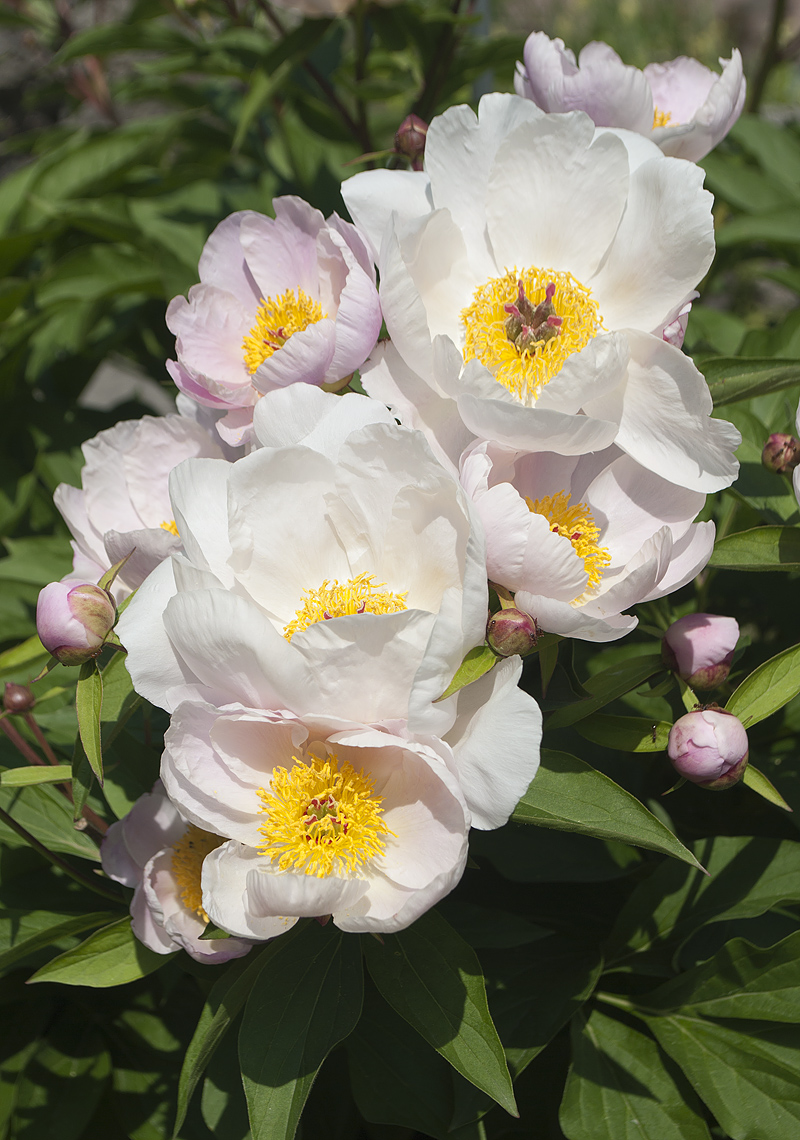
252, 384, 394, 459
341, 169, 433, 263
202, 843, 299, 940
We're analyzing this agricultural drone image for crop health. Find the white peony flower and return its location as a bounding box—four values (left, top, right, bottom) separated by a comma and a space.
116, 389, 542, 832
342, 93, 740, 493
166, 198, 382, 446
54, 414, 225, 598
101, 781, 256, 961
514, 34, 745, 163
161, 706, 470, 936
461, 440, 715, 642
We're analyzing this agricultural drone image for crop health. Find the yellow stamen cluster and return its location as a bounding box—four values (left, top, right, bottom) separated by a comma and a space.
461, 267, 603, 404
171, 824, 225, 922
242, 288, 326, 375
283, 572, 408, 641
526, 489, 611, 599
160, 519, 179, 536
652, 107, 674, 129
257, 752, 392, 878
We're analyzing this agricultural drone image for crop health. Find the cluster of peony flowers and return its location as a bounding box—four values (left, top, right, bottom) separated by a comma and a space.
38, 35, 746, 959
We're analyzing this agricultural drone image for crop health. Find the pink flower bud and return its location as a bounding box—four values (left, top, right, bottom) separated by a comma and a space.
662, 613, 739, 690
36, 580, 116, 666
394, 114, 428, 171
486, 608, 539, 657
667, 708, 748, 790
762, 433, 800, 474
3, 683, 35, 713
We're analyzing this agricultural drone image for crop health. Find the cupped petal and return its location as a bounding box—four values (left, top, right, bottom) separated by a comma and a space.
640, 521, 715, 601
169, 457, 235, 587
197, 211, 262, 303
515, 590, 637, 641
252, 383, 394, 459
246, 863, 369, 918
103, 526, 180, 591
202, 843, 299, 941
651, 51, 746, 162
239, 203, 321, 300
325, 250, 383, 379
564, 40, 654, 131
519, 32, 578, 110
252, 317, 337, 392
130, 882, 177, 955
168, 286, 254, 390
534, 332, 629, 415
341, 169, 433, 263
588, 331, 740, 493
457, 391, 618, 454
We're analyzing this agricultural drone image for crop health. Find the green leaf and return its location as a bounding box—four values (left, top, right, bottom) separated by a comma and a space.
28, 916, 171, 987
0, 765, 72, 786
512, 750, 701, 870
647, 1015, 800, 1140
239, 922, 363, 1140
742, 764, 793, 811
0, 781, 99, 861
76, 661, 103, 784
560, 1008, 711, 1140
174, 939, 288, 1136
708, 526, 800, 571
702, 356, 800, 406
362, 909, 516, 1116
0, 635, 48, 681
97, 649, 141, 750
574, 714, 672, 753
726, 641, 800, 727
233, 63, 292, 152
647, 930, 800, 1021
0, 910, 111, 973
436, 645, 497, 702
538, 635, 560, 697
545, 655, 664, 730
605, 836, 800, 970
716, 208, 800, 248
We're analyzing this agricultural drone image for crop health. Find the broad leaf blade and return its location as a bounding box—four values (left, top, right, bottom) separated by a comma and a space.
512, 750, 701, 870
28, 916, 171, 986
708, 526, 800, 571
545, 655, 663, 730
703, 356, 800, 406
362, 910, 516, 1116
239, 922, 363, 1140
742, 764, 792, 811
0, 910, 112, 972
575, 714, 672, 753
76, 660, 103, 784
726, 641, 800, 727
1, 764, 72, 786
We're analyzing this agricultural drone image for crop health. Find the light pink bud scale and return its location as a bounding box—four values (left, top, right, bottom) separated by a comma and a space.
36, 581, 116, 666
667, 708, 748, 790
662, 612, 739, 690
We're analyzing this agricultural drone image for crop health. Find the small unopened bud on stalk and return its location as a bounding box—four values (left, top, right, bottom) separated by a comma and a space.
667, 708, 749, 790
3, 683, 35, 714
394, 114, 428, 171
36, 581, 116, 666
487, 608, 539, 657
762, 433, 800, 474
662, 613, 739, 690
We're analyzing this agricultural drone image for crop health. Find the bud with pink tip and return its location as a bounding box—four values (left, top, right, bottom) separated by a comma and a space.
394, 114, 428, 171
762, 433, 800, 475
487, 608, 539, 657
667, 708, 748, 790
662, 613, 739, 690
36, 581, 116, 666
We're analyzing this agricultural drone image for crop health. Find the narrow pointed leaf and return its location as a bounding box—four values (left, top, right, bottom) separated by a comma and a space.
1, 764, 72, 786
76, 660, 104, 784
742, 764, 792, 810
726, 641, 800, 727
436, 645, 497, 702
28, 916, 171, 986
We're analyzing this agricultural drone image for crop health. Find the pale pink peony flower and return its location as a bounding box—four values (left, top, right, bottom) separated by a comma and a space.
662, 612, 739, 689
515, 33, 745, 162
667, 709, 749, 789
54, 414, 226, 598
460, 440, 714, 642
166, 198, 382, 446
101, 781, 255, 962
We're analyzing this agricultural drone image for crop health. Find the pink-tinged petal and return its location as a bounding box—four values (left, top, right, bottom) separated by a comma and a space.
534, 332, 629, 415
54, 483, 105, 571
79, 420, 141, 536
486, 115, 630, 283
198, 211, 263, 302
130, 882, 177, 955
519, 32, 578, 110
326, 262, 383, 379
215, 406, 257, 448
252, 318, 336, 392
645, 55, 716, 122
327, 212, 377, 282
457, 392, 618, 454
246, 864, 369, 918
515, 590, 637, 642
589, 331, 740, 493
651, 52, 746, 162
118, 784, 186, 869
103, 527, 180, 591
202, 843, 298, 941
167, 286, 254, 390
341, 169, 433, 264
564, 41, 653, 131
640, 521, 715, 601
101, 819, 142, 887
252, 384, 394, 459
169, 457, 235, 586
166, 360, 236, 410
589, 157, 714, 333
123, 416, 223, 526
239, 203, 321, 300
377, 225, 436, 379
445, 657, 542, 830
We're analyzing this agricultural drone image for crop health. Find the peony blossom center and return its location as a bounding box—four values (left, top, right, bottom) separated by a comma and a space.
257, 752, 392, 878
461, 267, 603, 404
283, 572, 407, 641
242, 288, 327, 375
526, 489, 611, 599
171, 824, 225, 922
160, 519, 179, 536
652, 107, 674, 129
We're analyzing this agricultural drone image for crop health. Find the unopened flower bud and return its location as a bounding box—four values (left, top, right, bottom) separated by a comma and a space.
486, 608, 539, 657
394, 114, 428, 171
3, 683, 35, 713
667, 708, 748, 790
662, 613, 739, 690
762, 433, 800, 474
36, 580, 116, 666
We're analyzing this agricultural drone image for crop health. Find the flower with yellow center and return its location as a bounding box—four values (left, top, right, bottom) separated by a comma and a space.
171, 824, 226, 922
461, 267, 603, 404
257, 752, 393, 878
242, 288, 327, 375
283, 572, 408, 641
525, 490, 611, 600
652, 107, 673, 129
160, 519, 179, 537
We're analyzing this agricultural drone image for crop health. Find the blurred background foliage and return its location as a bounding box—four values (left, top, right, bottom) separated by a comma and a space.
1, 1, 800, 1138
